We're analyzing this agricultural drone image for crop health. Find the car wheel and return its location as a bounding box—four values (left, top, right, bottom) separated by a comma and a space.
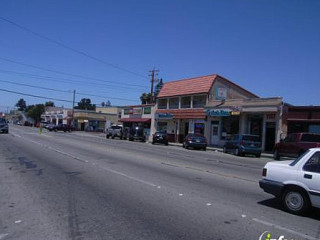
273, 150, 280, 160
106, 135, 110, 139
282, 188, 310, 215
203, 147, 206, 151
152, 141, 155, 144
235, 148, 241, 156
255, 153, 261, 158
165, 142, 169, 146
223, 146, 227, 153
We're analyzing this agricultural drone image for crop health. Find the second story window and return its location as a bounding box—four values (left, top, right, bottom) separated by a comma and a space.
181, 96, 191, 108
193, 95, 206, 108
158, 99, 167, 109
169, 97, 179, 109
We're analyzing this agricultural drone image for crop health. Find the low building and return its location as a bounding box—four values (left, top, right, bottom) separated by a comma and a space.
151, 74, 283, 151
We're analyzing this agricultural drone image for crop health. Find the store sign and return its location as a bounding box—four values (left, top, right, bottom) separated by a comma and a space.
133, 107, 142, 115
206, 109, 231, 117
143, 107, 151, 114
155, 113, 173, 119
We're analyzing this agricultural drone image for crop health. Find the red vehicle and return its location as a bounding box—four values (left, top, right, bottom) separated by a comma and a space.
273, 133, 320, 160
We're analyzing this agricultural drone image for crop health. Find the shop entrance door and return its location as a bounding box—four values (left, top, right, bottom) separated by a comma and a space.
211, 121, 220, 145
265, 122, 276, 152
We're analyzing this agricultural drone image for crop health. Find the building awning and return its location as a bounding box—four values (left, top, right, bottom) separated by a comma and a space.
120, 118, 151, 123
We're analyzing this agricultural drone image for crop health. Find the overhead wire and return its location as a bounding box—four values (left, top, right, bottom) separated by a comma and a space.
0, 16, 148, 80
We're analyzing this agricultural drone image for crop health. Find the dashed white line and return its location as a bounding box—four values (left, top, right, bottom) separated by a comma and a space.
0, 233, 9, 239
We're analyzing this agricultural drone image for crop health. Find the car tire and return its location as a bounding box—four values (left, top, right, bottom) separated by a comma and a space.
255, 153, 261, 158
203, 147, 206, 151
223, 146, 227, 153
282, 188, 310, 215
273, 149, 280, 160
106, 135, 110, 139
152, 141, 155, 144
165, 142, 169, 146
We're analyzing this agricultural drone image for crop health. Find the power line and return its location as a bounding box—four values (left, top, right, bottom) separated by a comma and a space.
0, 79, 139, 102
0, 57, 148, 89
0, 16, 148, 79
0, 88, 72, 103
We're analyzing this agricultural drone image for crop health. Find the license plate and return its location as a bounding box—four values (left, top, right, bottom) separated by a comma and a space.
196, 140, 200, 143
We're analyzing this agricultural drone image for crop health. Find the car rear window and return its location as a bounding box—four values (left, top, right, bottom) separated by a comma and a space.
242, 135, 260, 142
301, 134, 320, 142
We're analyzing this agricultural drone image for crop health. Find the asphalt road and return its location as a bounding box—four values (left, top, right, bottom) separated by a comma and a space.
0, 125, 319, 240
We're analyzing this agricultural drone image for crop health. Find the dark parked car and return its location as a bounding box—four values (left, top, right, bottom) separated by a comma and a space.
0, 118, 9, 134
183, 134, 207, 150
46, 124, 73, 132
152, 131, 169, 145
223, 134, 262, 157
129, 126, 146, 142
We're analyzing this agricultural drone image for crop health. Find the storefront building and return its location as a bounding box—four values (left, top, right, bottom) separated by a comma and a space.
151, 74, 283, 151
120, 104, 155, 139
282, 105, 320, 136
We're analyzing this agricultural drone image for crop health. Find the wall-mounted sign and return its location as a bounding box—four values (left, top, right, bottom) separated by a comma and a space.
143, 107, 151, 115
206, 109, 231, 117
133, 107, 142, 115
216, 87, 227, 100
155, 113, 173, 119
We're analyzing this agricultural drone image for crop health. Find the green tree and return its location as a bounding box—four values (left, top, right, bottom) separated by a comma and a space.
140, 93, 151, 105
45, 101, 55, 107
154, 78, 164, 100
75, 98, 96, 111
26, 104, 45, 124
15, 98, 27, 111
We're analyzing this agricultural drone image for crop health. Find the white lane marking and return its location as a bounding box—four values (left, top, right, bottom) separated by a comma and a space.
179, 193, 183, 196
0, 233, 9, 239
206, 203, 212, 206
241, 214, 247, 218
252, 218, 318, 240
14, 220, 22, 224
99, 166, 159, 188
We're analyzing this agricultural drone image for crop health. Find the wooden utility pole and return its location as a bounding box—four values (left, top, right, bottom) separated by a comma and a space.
149, 69, 159, 104
72, 90, 76, 125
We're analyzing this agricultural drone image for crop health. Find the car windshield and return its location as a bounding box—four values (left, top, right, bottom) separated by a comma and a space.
0, 118, 6, 123
242, 135, 260, 142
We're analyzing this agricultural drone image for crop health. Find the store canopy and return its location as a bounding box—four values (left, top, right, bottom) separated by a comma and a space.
120, 118, 151, 123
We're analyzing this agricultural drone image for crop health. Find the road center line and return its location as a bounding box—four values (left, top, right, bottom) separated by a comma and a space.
252, 218, 318, 240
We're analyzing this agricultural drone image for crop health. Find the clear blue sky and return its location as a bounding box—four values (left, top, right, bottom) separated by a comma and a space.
0, 0, 319, 112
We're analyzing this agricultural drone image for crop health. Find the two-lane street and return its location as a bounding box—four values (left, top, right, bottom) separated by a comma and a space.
1, 125, 319, 240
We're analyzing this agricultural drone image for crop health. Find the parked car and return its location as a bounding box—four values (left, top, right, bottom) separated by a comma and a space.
259, 148, 320, 215
182, 134, 207, 150
106, 125, 123, 139
45, 124, 56, 131
0, 118, 9, 134
223, 134, 262, 157
152, 131, 169, 145
55, 124, 74, 132
129, 126, 146, 142
273, 133, 320, 160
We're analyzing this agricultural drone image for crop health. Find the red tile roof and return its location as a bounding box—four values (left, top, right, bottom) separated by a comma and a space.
120, 118, 151, 123
157, 74, 217, 98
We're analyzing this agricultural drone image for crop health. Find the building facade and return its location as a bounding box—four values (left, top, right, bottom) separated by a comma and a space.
151, 74, 283, 151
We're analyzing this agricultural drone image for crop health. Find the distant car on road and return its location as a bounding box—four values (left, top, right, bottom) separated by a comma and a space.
0, 118, 9, 134
152, 131, 169, 145
273, 133, 320, 160
182, 134, 207, 150
223, 134, 262, 157
106, 125, 123, 139
129, 126, 146, 142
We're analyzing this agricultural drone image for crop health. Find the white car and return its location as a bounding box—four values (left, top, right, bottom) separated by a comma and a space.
259, 148, 320, 215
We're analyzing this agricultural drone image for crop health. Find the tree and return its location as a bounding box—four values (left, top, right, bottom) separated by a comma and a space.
140, 93, 151, 105
45, 101, 55, 107
15, 98, 26, 111
154, 78, 164, 100
26, 104, 45, 124
75, 98, 96, 111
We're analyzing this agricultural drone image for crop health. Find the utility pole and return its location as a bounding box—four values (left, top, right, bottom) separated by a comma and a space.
149, 69, 159, 104
72, 90, 76, 125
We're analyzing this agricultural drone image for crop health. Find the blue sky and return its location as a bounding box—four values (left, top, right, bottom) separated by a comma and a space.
0, 0, 319, 112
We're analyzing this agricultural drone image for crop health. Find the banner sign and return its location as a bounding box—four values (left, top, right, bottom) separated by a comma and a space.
155, 113, 173, 119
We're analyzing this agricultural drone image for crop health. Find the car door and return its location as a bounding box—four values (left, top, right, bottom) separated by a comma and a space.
298, 151, 320, 208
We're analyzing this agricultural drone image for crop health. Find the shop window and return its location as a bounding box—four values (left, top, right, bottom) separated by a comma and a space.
181, 96, 191, 108
169, 98, 179, 109
158, 99, 167, 109
221, 116, 239, 140
157, 122, 167, 132
193, 95, 206, 108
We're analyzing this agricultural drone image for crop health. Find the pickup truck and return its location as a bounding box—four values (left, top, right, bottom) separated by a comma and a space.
273, 133, 320, 160
106, 125, 123, 139
259, 148, 320, 215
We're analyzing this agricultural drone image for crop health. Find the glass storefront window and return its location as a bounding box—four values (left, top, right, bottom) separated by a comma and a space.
193, 95, 206, 108
181, 96, 191, 108
169, 98, 179, 109
221, 116, 239, 140
157, 122, 167, 132
158, 99, 167, 109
